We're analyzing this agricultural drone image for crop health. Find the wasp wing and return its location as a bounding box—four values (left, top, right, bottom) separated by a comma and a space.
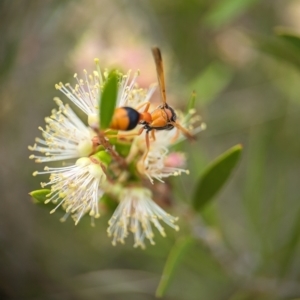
152, 47, 167, 105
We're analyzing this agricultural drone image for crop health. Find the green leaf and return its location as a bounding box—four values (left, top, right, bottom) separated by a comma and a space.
115, 142, 132, 158
278, 206, 300, 278
29, 189, 51, 204
203, 0, 258, 28
189, 62, 233, 106
100, 70, 118, 130
251, 33, 300, 70
275, 27, 300, 50
156, 237, 193, 298
193, 144, 242, 211
200, 202, 219, 226
92, 150, 112, 166
186, 91, 196, 113
101, 193, 118, 212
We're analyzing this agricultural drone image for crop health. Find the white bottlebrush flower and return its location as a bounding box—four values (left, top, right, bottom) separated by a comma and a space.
134, 108, 206, 183
138, 146, 190, 184
29, 98, 95, 163
152, 108, 206, 148
35, 156, 107, 226
107, 187, 179, 249
55, 64, 155, 127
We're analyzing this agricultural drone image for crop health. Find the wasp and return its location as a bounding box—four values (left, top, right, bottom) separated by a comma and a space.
109, 47, 194, 154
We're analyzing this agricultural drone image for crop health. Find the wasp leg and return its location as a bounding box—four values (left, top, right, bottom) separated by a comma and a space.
142, 130, 151, 163
170, 121, 195, 141
151, 130, 156, 141
135, 101, 151, 113
118, 127, 144, 139
145, 130, 150, 149
106, 127, 144, 139
171, 127, 180, 143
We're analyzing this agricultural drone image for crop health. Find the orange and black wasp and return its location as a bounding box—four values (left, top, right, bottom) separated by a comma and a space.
109, 47, 195, 155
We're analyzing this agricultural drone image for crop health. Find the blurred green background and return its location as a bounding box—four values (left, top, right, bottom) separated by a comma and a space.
2, 0, 300, 299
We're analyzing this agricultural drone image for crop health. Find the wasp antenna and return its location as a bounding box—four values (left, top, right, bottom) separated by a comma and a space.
171, 121, 196, 142
152, 47, 167, 105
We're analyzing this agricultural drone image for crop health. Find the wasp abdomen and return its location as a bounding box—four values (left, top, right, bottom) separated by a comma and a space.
124, 107, 141, 130
110, 107, 140, 131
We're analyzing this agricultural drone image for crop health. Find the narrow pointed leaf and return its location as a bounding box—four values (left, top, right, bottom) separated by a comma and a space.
189, 62, 233, 106
279, 206, 300, 277
29, 189, 51, 204
275, 27, 300, 50
156, 237, 193, 298
203, 0, 258, 28
186, 91, 196, 113
100, 70, 118, 130
193, 144, 242, 211
251, 33, 300, 70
